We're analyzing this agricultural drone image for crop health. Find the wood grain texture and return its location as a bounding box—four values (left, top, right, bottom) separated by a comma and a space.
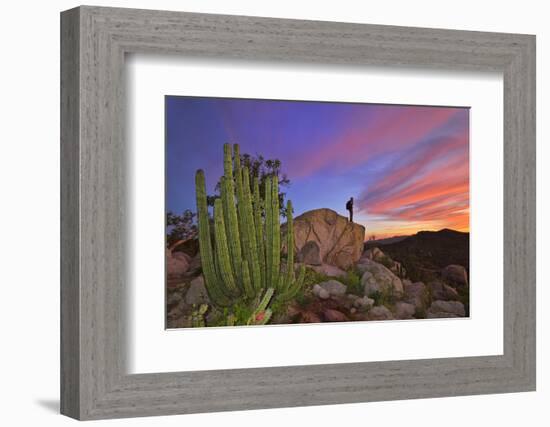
60, 6, 536, 420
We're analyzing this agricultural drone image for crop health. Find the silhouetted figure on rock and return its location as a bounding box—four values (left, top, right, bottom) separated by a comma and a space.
346, 197, 354, 223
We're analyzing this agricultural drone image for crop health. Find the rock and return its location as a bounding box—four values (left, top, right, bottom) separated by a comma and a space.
187, 253, 202, 273
323, 309, 349, 322
308, 263, 347, 278
430, 281, 460, 301
185, 276, 210, 305
427, 300, 466, 318
362, 247, 386, 262
301, 311, 322, 323
402, 279, 412, 288
359, 258, 403, 296
166, 291, 183, 307
441, 265, 468, 287
284, 208, 365, 270
166, 252, 189, 279
395, 302, 415, 319
360, 247, 405, 277
367, 306, 394, 321
172, 251, 192, 264
297, 241, 322, 265
318, 279, 347, 297
354, 296, 374, 310
312, 284, 330, 300
403, 281, 427, 310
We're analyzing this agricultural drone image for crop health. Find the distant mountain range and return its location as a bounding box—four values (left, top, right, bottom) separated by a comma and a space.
366, 235, 409, 245
366, 229, 469, 283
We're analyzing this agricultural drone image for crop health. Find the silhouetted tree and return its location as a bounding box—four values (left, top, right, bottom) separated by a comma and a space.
207, 151, 291, 217
166, 209, 197, 250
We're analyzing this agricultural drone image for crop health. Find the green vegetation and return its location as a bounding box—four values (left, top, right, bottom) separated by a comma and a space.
338, 268, 363, 296
377, 254, 395, 271
369, 288, 397, 309
195, 143, 306, 326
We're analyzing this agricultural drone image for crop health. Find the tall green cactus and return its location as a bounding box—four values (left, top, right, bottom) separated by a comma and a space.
195, 143, 306, 323
195, 170, 231, 307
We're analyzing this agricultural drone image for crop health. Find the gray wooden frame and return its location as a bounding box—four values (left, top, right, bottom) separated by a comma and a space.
60, 5, 536, 420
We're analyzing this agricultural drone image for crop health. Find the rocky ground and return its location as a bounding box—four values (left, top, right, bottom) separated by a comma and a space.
166, 208, 469, 328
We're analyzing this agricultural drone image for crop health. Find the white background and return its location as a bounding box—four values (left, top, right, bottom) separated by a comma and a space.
0, 1, 547, 426
128, 57, 503, 373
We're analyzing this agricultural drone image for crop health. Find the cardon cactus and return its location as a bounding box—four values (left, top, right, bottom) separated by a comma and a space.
195, 143, 305, 319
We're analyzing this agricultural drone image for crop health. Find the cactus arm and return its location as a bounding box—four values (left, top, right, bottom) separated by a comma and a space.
283, 200, 295, 292
213, 198, 239, 297
222, 144, 243, 282
264, 177, 273, 288
233, 145, 254, 295
256, 287, 274, 313
195, 170, 230, 307
253, 176, 266, 290
248, 308, 272, 326
241, 259, 255, 299
242, 167, 262, 292
271, 176, 281, 291
278, 264, 306, 302
248, 288, 274, 325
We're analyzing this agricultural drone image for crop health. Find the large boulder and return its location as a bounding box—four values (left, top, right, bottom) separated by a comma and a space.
427, 300, 466, 318
360, 247, 406, 277
284, 208, 365, 270
359, 258, 403, 297
429, 281, 460, 301
441, 265, 468, 287
166, 249, 189, 279
403, 281, 428, 310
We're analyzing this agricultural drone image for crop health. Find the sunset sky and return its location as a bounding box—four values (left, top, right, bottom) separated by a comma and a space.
166, 96, 469, 239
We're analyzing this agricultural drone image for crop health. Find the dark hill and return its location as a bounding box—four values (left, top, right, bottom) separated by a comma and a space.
368, 229, 469, 283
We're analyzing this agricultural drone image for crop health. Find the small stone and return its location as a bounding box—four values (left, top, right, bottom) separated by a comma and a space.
301, 311, 322, 323
430, 281, 460, 301
185, 276, 210, 305
427, 300, 466, 318
354, 296, 374, 310
313, 284, 330, 299
367, 305, 394, 321
309, 263, 347, 278
323, 309, 349, 322
318, 280, 347, 296
441, 265, 468, 287
395, 301, 415, 319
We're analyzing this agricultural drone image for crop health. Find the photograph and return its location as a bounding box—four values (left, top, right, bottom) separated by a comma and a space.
165, 96, 470, 328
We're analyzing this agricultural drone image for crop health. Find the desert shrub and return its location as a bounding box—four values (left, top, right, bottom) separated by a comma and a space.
378, 255, 395, 270
369, 287, 397, 308
339, 268, 363, 296
302, 268, 330, 288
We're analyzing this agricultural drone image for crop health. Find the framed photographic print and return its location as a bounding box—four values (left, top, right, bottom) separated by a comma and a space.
61, 6, 536, 420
